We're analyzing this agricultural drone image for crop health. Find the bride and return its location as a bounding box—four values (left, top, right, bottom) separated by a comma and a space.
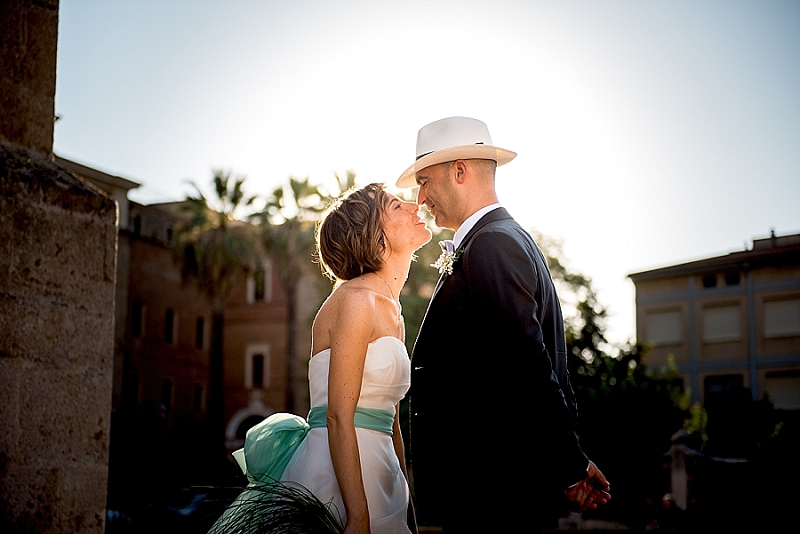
211, 183, 431, 534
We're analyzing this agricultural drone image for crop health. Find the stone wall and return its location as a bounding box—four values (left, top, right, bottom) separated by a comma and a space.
0, 0, 59, 158
0, 142, 118, 533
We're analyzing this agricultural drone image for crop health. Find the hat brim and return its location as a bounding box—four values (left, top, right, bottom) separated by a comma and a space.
395, 145, 517, 188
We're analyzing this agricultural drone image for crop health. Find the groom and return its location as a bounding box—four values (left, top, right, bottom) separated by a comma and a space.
397, 117, 610, 532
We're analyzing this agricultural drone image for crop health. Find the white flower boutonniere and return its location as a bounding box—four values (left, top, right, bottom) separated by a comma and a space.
431, 240, 463, 275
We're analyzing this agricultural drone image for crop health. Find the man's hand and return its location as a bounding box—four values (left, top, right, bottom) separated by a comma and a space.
564, 460, 611, 512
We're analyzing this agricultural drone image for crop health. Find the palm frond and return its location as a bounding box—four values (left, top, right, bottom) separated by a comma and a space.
213, 172, 230, 205
205, 480, 344, 534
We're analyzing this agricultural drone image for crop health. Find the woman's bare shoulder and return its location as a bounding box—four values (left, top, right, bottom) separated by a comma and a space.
312, 281, 377, 349
333, 283, 379, 330
326, 279, 379, 308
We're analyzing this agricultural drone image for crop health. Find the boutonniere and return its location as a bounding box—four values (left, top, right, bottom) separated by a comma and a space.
431, 240, 463, 275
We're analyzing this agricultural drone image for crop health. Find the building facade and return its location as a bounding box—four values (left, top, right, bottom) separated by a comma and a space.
629, 231, 800, 409
57, 157, 317, 465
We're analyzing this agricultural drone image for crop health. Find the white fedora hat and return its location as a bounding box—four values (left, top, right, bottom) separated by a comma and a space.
396, 116, 516, 188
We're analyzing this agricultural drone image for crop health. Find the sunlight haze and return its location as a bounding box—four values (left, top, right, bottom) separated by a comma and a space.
54, 0, 800, 346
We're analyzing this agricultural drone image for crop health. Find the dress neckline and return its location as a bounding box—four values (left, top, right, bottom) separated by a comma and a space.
310, 335, 404, 360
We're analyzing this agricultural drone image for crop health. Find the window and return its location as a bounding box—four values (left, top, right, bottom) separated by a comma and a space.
131, 300, 144, 337
704, 374, 744, 404
764, 299, 800, 338
706, 374, 743, 394
161, 378, 173, 411
193, 383, 204, 413
724, 272, 741, 286
645, 310, 682, 345
764, 370, 800, 410
247, 259, 272, 303
702, 275, 717, 288
164, 308, 177, 344
123, 373, 140, 408
255, 274, 266, 301
245, 344, 270, 389
703, 304, 741, 343
252, 355, 264, 388
195, 317, 205, 349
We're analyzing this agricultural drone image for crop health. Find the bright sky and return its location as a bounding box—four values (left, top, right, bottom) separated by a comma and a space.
54, 0, 800, 346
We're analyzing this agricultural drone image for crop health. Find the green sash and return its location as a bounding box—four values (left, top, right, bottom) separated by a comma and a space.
306, 406, 395, 435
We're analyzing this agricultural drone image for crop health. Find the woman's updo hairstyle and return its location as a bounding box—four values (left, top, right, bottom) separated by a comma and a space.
316, 182, 389, 283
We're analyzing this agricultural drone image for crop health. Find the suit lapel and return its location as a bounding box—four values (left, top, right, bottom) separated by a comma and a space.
430, 272, 447, 301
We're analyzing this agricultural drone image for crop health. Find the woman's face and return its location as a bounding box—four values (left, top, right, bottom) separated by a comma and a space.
381, 193, 432, 256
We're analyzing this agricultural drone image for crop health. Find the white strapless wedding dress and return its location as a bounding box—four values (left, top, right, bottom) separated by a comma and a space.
280, 336, 412, 533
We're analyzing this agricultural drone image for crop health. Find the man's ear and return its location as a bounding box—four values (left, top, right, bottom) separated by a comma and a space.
453, 159, 468, 184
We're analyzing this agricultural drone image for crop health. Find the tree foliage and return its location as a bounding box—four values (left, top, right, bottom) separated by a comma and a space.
531, 229, 689, 522
177, 170, 261, 308
530, 228, 800, 530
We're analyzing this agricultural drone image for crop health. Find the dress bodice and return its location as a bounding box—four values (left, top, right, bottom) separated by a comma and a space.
308, 336, 411, 413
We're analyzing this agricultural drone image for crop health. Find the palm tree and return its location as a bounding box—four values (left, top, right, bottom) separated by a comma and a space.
252, 172, 356, 413
175, 170, 261, 468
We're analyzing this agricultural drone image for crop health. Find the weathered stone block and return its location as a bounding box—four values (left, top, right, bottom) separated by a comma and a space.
1, 142, 117, 534
0, 0, 59, 157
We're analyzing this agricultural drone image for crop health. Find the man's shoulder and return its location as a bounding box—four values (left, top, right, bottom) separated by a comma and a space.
471, 214, 531, 246
463, 217, 545, 276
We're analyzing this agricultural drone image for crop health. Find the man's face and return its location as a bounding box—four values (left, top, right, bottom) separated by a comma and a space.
415, 162, 458, 230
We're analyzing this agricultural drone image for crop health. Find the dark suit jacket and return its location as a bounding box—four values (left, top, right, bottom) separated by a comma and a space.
409, 208, 589, 530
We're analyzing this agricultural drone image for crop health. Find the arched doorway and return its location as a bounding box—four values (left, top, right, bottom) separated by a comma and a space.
225, 401, 274, 458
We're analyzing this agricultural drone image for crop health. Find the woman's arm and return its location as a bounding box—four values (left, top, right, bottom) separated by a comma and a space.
393, 405, 418, 533
391, 405, 408, 480
327, 288, 375, 533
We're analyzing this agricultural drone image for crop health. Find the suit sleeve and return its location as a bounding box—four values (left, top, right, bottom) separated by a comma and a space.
462, 229, 589, 489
